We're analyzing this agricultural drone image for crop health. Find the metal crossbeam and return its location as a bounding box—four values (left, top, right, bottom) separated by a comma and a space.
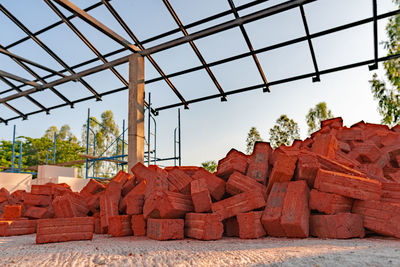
0, 70, 39, 87
101, 0, 188, 108
227, 0, 270, 92
299, 5, 320, 82
52, 0, 140, 52
0, 4, 102, 101
369, 0, 378, 70
163, 0, 227, 101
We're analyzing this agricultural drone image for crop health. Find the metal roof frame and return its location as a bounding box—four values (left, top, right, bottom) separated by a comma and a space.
0, 0, 399, 125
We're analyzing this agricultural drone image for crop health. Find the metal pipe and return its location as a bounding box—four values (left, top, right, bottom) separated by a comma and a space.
18, 141, 22, 172
369, 0, 378, 70
85, 108, 90, 178
178, 108, 181, 166
11, 125, 16, 172
147, 93, 151, 166
53, 132, 57, 164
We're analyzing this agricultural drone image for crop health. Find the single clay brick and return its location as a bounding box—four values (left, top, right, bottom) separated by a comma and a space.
0, 220, 36, 236
167, 167, 193, 194
237, 211, 266, 239
246, 142, 271, 184
108, 215, 132, 237
131, 214, 146, 236
143, 191, 193, 219
223, 217, 239, 237
3, 205, 22, 219
226, 171, 268, 201
310, 213, 365, 239
185, 213, 223, 240
309, 189, 353, 215
190, 179, 212, 213
216, 149, 249, 180
192, 168, 225, 201
267, 152, 297, 193
147, 218, 184, 241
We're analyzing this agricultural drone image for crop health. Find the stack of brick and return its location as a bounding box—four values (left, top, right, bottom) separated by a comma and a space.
4, 117, 400, 243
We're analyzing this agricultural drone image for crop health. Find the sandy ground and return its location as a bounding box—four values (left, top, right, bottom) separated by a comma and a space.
1, 235, 400, 267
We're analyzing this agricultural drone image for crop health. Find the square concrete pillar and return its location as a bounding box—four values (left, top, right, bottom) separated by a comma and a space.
128, 54, 145, 173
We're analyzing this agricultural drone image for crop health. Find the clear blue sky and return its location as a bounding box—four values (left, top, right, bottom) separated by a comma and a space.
0, 0, 398, 167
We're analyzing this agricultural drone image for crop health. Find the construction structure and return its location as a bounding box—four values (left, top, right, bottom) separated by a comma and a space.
0, 0, 399, 172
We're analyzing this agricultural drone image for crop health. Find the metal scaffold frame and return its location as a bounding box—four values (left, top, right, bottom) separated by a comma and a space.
0, 0, 398, 124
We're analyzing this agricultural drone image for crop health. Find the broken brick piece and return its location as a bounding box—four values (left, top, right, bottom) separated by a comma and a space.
312, 134, 338, 159
226, 171, 268, 201
237, 211, 266, 239
108, 215, 132, 237
0, 188, 10, 203
143, 191, 193, 219
309, 189, 353, 215
266, 152, 297, 193
24, 206, 48, 219
147, 218, 184, 241
126, 194, 144, 215
0, 220, 36, 236
3, 205, 21, 219
167, 167, 193, 194
261, 182, 288, 237
192, 168, 225, 201
314, 169, 381, 201
211, 191, 266, 221
281, 180, 310, 238
190, 178, 212, 213
246, 142, 271, 184
294, 153, 320, 188
131, 214, 146, 236
223, 217, 239, 237
185, 213, 223, 240
23, 193, 52, 207
310, 213, 365, 239
36, 217, 94, 244
216, 149, 249, 180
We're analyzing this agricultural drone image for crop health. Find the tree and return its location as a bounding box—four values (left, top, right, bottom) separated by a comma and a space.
44, 124, 77, 143
306, 102, 333, 135
81, 110, 121, 177
246, 127, 263, 154
201, 160, 217, 173
269, 115, 300, 149
370, 0, 400, 127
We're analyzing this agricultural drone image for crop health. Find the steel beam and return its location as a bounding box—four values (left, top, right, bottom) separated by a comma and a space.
0, 70, 39, 87
52, 0, 140, 52
369, 0, 378, 70
227, 0, 269, 92
299, 5, 320, 82
163, 0, 227, 101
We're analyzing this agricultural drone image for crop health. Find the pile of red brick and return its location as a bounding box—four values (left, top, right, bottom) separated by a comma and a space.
2, 117, 400, 243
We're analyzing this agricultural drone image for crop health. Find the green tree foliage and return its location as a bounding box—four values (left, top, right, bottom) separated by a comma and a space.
269, 115, 300, 149
370, 0, 400, 127
82, 110, 122, 176
306, 102, 333, 135
246, 127, 263, 154
201, 160, 217, 173
44, 124, 78, 142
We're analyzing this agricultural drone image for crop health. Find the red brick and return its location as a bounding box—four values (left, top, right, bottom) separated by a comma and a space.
8, 190, 24, 205
190, 178, 212, 213
352, 199, 400, 238
349, 142, 382, 163
52, 193, 89, 218
315, 154, 366, 177
312, 134, 338, 159
131, 162, 159, 182
310, 213, 365, 239
216, 149, 248, 180
185, 213, 223, 240
226, 171, 268, 201
121, 178, 136, 196
143, 191, 193, 219
314, 169, 382, 201
321, 117, 343, 129
237, 211, 266, 239
147, 218, 184, 241
24, 206, 48, 219
246, 142, 271, 184
0, 187, 10, 203
31, 185, 53, 196
85, 192, 101, 213
119, 180, 146, 212
36, 217, 94, 244
223, 217, 239, 237
192, 168, 225, 201
338, 141, 351, 153
99, 193, 119, 233
80, 179, 105, 197
211, 191, 266, 221
167, 167, 193, 194
266, 151, 297, 193
23, 193, 52, 207
108, 215, 132, 237
126, 194, 144, 215
392, 124, 400, 133
309, 189, 352, 215
131, 214, 146, 236
3, 205, 21, 219
261, 182, 288, 237
294, 153, 320, 188
381, 182, 400, 205
281, 180, 310, 238
0, 220, 36, 236
337, 127, 365, 141
93, 213, 102, 234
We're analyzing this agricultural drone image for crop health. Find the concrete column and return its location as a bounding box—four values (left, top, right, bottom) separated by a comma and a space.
128, 54, 145, 172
